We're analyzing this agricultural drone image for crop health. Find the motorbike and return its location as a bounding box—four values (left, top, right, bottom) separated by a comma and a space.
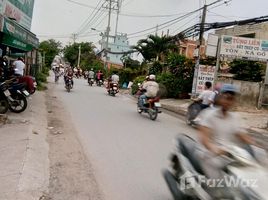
0, 79, 28, 114
162, 134, 267, 200
65, 76, 73, 92
137, 89, 161, 120
96, 79, 103, 87
88, 78, 94, 86
108, 82, 119, 96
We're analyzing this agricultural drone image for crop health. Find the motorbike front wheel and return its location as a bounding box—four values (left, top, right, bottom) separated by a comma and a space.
0, 98, 9, 114
8, 93, 27, 113
162, 169, 184, 200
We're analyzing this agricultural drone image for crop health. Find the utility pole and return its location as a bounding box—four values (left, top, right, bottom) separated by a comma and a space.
103, 0, 113, 68
115, 0, 121, 36
77, 45, 81, 68
191, 4, 207, 97
155, 24, 159, 36
72, 34, 77, 44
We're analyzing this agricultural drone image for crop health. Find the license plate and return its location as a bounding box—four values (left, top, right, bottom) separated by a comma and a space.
154, 102, 161, 107
22, 90, 30, 96
4, 90, 11, 96
113, 87, 117, 90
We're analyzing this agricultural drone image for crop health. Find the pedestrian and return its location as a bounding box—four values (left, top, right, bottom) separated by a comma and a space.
13, 57, 25, 77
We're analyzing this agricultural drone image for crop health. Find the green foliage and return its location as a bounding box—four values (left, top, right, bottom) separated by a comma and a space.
133, 34, 177, 63
63, 42, 98, 69
148, 61, 163, 74
131, 75, 146, 95
230, 59, 265, 82
39, 39, 62, 67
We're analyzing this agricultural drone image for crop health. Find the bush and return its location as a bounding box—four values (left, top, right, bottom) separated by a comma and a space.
230, 60, 265, 82
131, 75, 146, 95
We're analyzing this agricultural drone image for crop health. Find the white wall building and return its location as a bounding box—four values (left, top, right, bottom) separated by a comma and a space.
99, 33, 131, 68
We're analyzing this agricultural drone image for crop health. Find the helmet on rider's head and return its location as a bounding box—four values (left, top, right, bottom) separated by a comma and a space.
220, 84, 240, 95
91, 68, 93, 71
149, 74, 156, 80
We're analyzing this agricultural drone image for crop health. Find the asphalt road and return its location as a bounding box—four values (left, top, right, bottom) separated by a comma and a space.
54, 77, 196, 200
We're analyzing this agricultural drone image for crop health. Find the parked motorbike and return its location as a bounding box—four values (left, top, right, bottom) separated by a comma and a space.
65, 76, 73, 92
162, 134, 267, 200
88, 78, 94, 86
0, 79, 28, 114
108, 82, 119, 96
137, 90, 161, 120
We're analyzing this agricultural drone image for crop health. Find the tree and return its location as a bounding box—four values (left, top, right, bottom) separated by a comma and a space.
39, 39, 62, 67
133, 35, 177, 63
120, 55, 140, 69
63, 42, 100, 70
230, 59, 265, 82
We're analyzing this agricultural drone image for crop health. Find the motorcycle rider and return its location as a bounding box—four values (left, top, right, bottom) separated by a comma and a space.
108, 71, 119, 89
138, 74, 159, 109
194, 81, 214, 109
88, 68, 95, 83
96, 70, 103, 85
180, 84, 259, 179
64, 67, 74, 87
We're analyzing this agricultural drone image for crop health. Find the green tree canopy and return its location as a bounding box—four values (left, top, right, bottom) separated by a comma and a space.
230, 59, 265, 82
133, 35, 177, 63
63, 42, 101, 70
39, 39, 62, 67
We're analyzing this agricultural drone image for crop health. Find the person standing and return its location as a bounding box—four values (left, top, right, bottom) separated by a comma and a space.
13, 57, 25, 76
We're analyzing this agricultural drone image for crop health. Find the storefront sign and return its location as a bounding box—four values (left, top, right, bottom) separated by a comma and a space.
220, 35, 268, 61
2, 34, 33, 51
2, 17, 38, 48
196, 65, 216, 94
1, 0, 35, 30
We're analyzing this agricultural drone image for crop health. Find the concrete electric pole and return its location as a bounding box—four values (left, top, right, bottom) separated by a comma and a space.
191, 4, 207, 97
77, 45, 81, 68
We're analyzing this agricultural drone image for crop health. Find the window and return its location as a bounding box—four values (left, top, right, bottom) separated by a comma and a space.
117, 46, 119, 49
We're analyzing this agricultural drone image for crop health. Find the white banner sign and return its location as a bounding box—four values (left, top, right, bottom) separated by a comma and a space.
220, 35, 268, 61
196, 65, 216, 94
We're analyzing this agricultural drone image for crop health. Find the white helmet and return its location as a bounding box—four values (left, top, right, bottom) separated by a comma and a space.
149, 74, 156, 80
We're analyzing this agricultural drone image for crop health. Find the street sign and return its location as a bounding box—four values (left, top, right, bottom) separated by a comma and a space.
220, 35, 268, 61
196, 65, 216, 94
206, 34, 219, 57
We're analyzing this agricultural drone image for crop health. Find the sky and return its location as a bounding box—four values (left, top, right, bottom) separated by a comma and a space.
31, 0, 268, 49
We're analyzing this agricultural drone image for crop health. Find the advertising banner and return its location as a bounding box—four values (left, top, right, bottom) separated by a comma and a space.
220, 35, 268, 61
196, 65, 216, 94
2, 17, 38, 48
1, 0, 35, 30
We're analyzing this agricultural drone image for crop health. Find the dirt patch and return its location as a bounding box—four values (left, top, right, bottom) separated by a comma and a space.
43, 83, 103, 200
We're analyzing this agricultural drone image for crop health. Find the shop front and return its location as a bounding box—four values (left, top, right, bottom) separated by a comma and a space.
0, 14, 39, 76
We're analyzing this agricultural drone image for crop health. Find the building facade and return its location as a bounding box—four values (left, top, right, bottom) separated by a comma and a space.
215, 22, 268, 39
99, 33, 131, 68
178, 39, 206, 59
0, 0, 39, 75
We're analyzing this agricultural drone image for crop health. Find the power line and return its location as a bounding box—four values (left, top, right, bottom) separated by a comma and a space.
76, 0, 104, 34
127, 10, 202, 37
66, 0, 195, 18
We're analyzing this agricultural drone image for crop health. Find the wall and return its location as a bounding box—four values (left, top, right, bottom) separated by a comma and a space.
217, 78, 261, 107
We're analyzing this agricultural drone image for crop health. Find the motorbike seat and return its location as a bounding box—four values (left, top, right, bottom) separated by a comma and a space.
147, 96, 160, 103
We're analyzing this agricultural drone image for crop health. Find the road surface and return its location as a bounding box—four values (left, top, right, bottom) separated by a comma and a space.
53, 77, 195, 200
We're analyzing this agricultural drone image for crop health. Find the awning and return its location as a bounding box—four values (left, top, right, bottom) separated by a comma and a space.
0, 14, 39, 52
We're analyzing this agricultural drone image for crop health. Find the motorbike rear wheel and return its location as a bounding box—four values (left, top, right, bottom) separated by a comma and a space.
149, 108, 158, 120
8, 93, 27, 113
0, 98, 9, 114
